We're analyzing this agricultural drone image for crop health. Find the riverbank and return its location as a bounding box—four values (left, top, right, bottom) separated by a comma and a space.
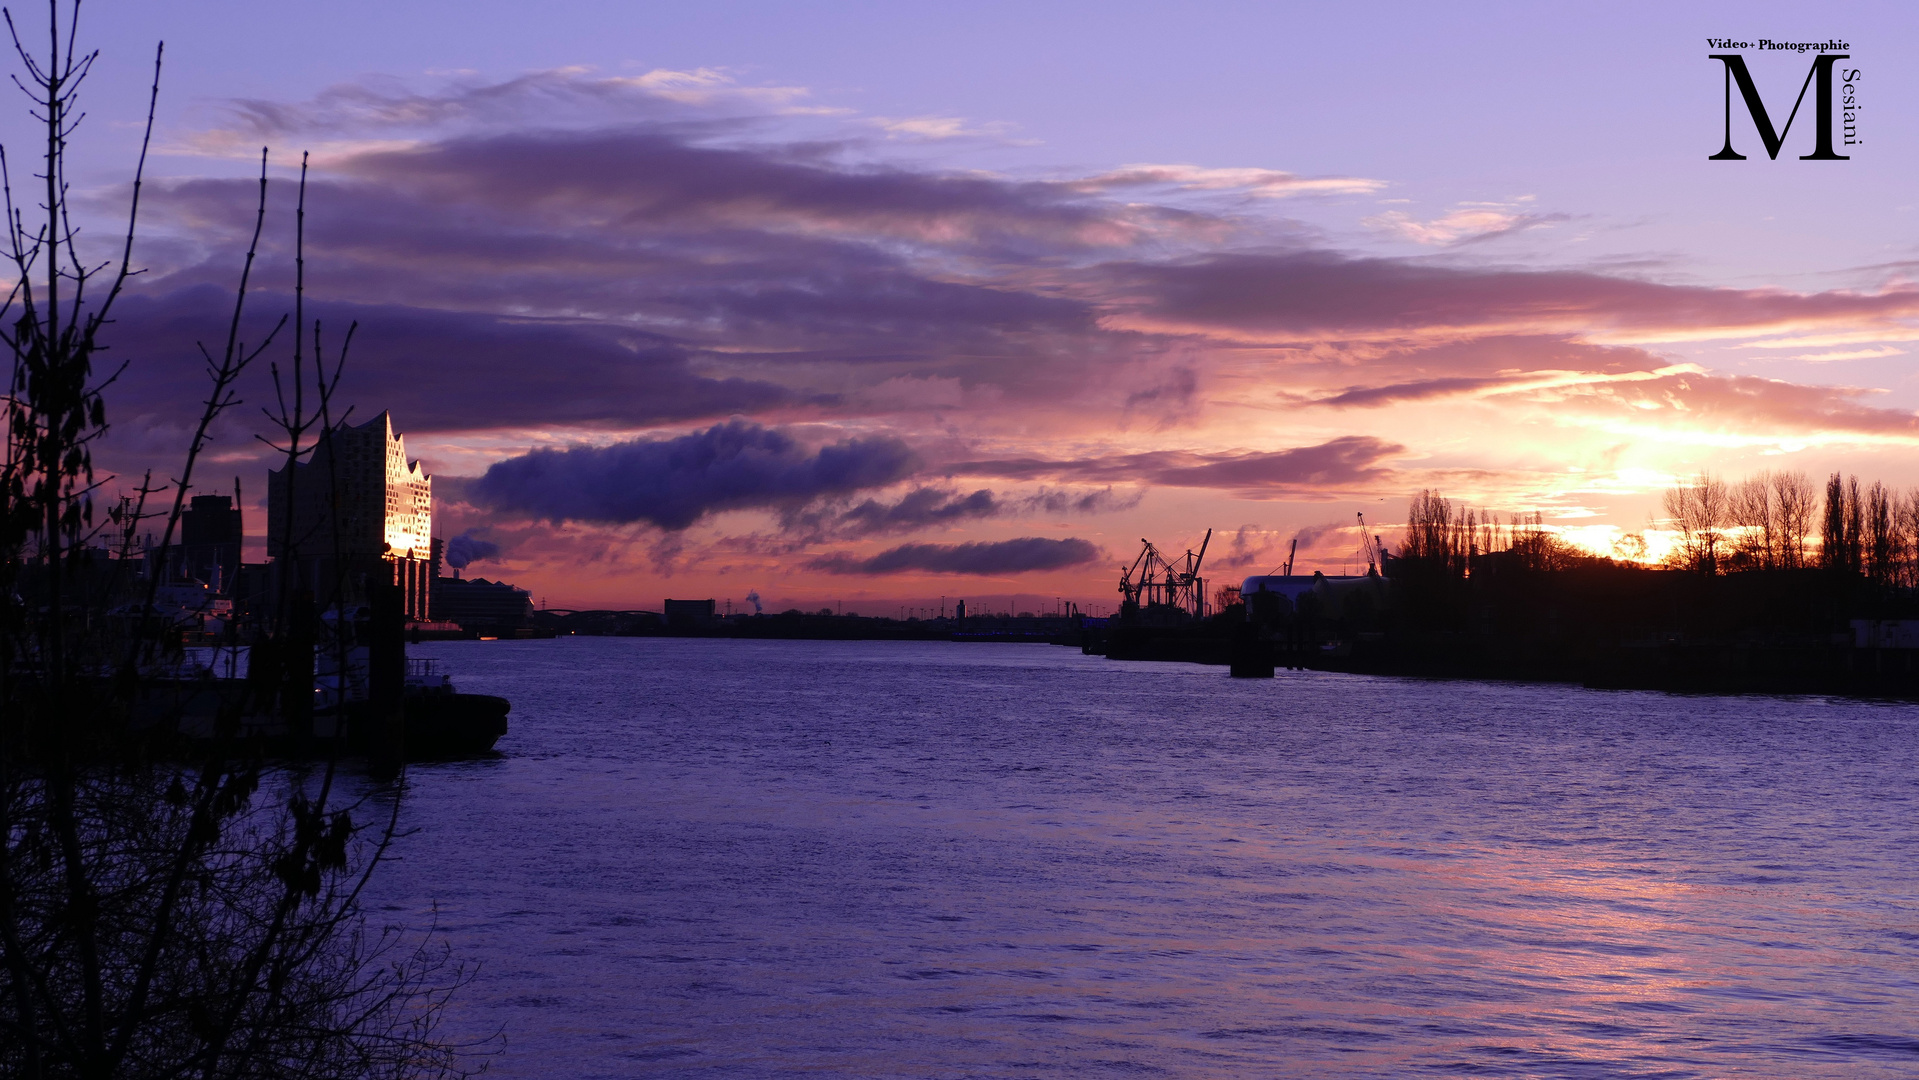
1087, 621, 1919, 699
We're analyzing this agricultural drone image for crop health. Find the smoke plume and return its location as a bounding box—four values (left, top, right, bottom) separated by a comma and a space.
443, 530, 502, 570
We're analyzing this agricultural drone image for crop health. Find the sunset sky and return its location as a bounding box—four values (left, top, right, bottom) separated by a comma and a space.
33, 2, 1919, 612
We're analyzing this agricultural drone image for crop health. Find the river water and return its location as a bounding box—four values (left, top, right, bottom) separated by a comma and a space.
371, 637, 1919, 1078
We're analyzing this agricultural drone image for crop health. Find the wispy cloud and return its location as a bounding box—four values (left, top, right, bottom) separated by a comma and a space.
176, 66, 829, 154
868, 115, 1019, 140
1298, 365, 1702, 409
1078, 163, 1384, 198
1790, 346, 1906, 363
1743, 328, 1919, 349
1364, 202, 1567, 245
1526, 370, 1919, 440
613, 67, 826, 110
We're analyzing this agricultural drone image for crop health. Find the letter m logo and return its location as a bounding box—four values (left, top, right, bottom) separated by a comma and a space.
1711, 53, 1849, 160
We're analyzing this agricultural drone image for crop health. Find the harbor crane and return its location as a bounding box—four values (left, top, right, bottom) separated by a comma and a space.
1118, 529, 1213, 619
1266, 536, 1299, 578
1356, 512, 1387, 577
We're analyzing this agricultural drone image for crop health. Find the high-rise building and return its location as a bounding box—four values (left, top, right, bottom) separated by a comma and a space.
267, 411, 435, 620
164, 488, 244, 591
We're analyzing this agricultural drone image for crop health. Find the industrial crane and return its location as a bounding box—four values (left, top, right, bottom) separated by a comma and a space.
1356, 512, 1387, 577
1118, 528, 1213, 619
1266, 536, 1299, 578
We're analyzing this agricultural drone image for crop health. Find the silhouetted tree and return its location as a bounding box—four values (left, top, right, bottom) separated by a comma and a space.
1867, 481, 1897, 586
1402, 490, 1459, 573
1729, 474, 1774, 569
1664, 472, 1727, 574
1510, 511, 1581, 572
1845, 475, 1864, 574
1900, 489, 1919, 588
0, 6, 477, 1077
1772, 471, 1815, 570
1822, 472, 1865, 574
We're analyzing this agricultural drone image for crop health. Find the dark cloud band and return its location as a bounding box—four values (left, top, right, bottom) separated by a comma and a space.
469, 419, 919, 529
949, 435, 1403, 497
807, 536, 1101, 575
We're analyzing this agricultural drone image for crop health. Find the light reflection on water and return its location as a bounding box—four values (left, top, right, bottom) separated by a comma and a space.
368, 638, 1919, 1077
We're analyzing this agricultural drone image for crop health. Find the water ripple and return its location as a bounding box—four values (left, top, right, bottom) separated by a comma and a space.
366, 639, 1919, 1078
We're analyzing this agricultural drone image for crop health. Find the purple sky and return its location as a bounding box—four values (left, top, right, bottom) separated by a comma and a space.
25, 2, 1919, 610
